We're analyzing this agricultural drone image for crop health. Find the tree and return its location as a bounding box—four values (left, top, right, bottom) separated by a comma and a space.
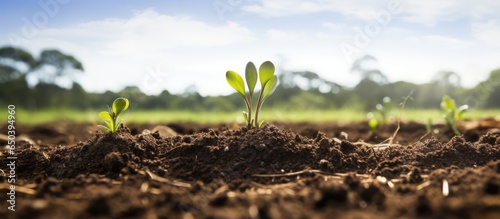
431, 70, 461, 97
354, 78, 383, 110
32, 49, 84, 84
482, 69, 500, 108
0, 46, 84, 85
350, 55, 388, 84
0, 47, 36, 83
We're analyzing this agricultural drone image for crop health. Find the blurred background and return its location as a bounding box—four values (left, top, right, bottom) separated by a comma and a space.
1, 0, 499, 124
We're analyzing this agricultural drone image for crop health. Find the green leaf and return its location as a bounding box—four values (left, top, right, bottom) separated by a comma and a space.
226, 70, 246, 97
98, 125, 111, 133
104, 120, 113, 129
259, 61, 275, 86
245, 62, 257, 94
262, 75, 278, 100
112, 97, 129, 116
441, 95, 456, 111
98, 111, 112, 121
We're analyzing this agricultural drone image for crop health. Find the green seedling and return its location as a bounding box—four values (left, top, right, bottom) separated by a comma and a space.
367, 112, 379, 134
425, 118, 440, 134
226, 61, 278, 128
425, 118, 432, 133
98, 97, 129, 133
440, 95, 468, 136
367, 97, 392, 134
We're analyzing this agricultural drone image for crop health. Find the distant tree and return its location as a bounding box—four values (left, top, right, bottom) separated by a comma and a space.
278, 71, 341, 93
432, 71, 461, 87
354, 78, 384, 110
482, 69, 500, 108
119, 86, 147, 108
431, 71, 461, 96
0, 47, 36, 83
0, 46, 84, 85
204, 96, 234, 112
288, 91, 329, 110
68, 82, 89, 109
32, 83, 68, 108
350, 55, 388, 84
0, 75, 31, 107
32, 49, 84, 84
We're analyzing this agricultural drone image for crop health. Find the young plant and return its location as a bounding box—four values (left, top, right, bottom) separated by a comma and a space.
367, 112, 379, 134
226, 61, 278, 128
367, 97, 392, 134
425, 118, 432, 133
98, 97, 129, 133
440, 95, 468, 136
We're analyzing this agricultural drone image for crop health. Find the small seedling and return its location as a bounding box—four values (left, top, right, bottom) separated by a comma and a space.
226, 61, 278, 128
367, 112, 379, 134
425, 118, 432, 133
440, 95, 468, 136
98, 97, 129, 133
425, 118, 440, 134
367, 97, 391, 134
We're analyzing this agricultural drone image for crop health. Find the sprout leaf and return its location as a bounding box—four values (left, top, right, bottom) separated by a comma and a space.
441, 95, 456, 111
245, 62, 258, 94
262, 75, 278, 100
98, 125, 111, 133
259, 61, 275, 86
99, 111, 112, 121
113, 97, 129, 116
226, 70, 246, 97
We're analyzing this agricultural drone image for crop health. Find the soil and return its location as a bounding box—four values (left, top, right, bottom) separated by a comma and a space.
1, 120, 499, 219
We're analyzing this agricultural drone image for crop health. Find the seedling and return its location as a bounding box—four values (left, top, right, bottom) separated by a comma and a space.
367, 97, 392, 134
440, 95, 468, 136
425, 118, 440, 135
425, 118, 432, 133
98, 97, 129, 133
226, 61, 278, 128
367, 112, 379, 134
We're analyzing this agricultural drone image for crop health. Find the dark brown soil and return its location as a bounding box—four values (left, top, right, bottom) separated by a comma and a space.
1, 121, 499, 219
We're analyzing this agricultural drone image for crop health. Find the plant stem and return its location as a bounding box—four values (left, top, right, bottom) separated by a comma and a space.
451, 123, 460, 136
242, 97, 252, 128
446, 116, 460, 136
254, 88, 265, 128
247, 93, 253, 129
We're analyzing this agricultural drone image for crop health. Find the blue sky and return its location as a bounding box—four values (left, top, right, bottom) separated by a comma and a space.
1, 0, 500, 96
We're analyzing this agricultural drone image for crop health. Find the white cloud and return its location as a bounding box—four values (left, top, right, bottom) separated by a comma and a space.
322, 22, 346, 30
472, 19, 500, 47
244, 0, 500, 26
406, 35, 472, 49
243, 0, 387, 20
67, 9, 253, 56
400, 0, 459, 25
14, 9, 257, 95
399, 0, 500, 25
266, 29, 298, 40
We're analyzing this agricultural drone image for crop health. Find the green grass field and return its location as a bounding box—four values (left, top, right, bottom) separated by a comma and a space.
1, 108, 498, 125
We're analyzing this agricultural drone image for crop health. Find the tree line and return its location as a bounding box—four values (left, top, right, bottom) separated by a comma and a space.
1, 46, 499, 111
